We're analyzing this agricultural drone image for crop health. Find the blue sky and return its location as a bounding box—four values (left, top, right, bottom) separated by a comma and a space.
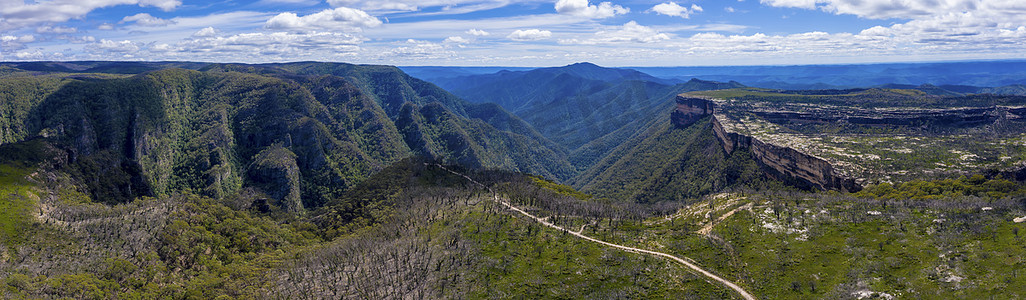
1, 0, 1025, 66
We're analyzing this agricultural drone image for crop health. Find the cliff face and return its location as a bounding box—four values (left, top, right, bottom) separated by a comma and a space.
249, 144, 304, 212
671, 96, 716, 128
673, 95, 860, 192
711, 117, 860, 191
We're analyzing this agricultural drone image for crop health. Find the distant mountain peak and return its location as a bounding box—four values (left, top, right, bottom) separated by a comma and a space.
566, 62, 601, 68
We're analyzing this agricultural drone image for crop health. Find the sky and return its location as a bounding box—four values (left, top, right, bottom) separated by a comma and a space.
1, 0, 1025, 66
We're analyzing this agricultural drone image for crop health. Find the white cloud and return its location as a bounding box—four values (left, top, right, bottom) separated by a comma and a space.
750, 0, 1026, 60
14, 50, 45, 60
266, 7, 382, 31
1, 34, 35, 50
98, 23, 116, 30
90, 39, 143, 53
100, 31, 369, 62
176, 32, 366, 55
467, 29, 490, 36
445, 36, 470, 43
560, 21, 670, 44
555, 0, 629, 19
328, 0, 416, 11
385, 39, 453, 58
122, 13, 177, 27
507, 29, 552, 41
256, 0, 320, 5
67, 35, 97, 43
1, 35, 35, 43
760, 0, 815, 10
0, 0, 182, 30
760, 0, 1026, 20
327, 0, 531, 13
36, 26, 77, 34
362, 14, 582, 41
725, 6, 736, 12
650, 2, 703, 18
138, 0, 182, 11
192, 27, 219, 38
149, 43, 178, 53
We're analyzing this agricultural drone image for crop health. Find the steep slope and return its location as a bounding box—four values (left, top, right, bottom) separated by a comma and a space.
574, 114, 779, 203
563, 79, 743, 170
0, 62, 573, 209
205, 62, 569, 158
416, 62, 744, 170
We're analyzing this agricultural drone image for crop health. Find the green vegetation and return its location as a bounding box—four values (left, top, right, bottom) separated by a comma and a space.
700, 193, 1026, 299
530, 176, 592, 200
1, 194, 321, 299
0, 140, 47, 245
0, 62, 573, 209
576, 117, 784, 203
857, 175, 1025, 200
517, 183, 1026, 299
0, 75, 65, 144
1, 155, 736, 299
429, 63, 744, 165
3, 61, 1026, 299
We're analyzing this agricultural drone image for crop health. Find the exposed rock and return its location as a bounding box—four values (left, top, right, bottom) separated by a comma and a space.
852, 290, 895, 300
672, 94, 860, 192
712, 116, 861, 192
671, 95, 716, 128
248, 144, 304, 212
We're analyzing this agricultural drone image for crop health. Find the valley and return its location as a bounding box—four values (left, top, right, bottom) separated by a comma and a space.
0, 61, 1024, 299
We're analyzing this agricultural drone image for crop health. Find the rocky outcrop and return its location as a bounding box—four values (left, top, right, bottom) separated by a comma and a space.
671, 95, 716, 128
248, 144, 304, 212
671, 94, 860, 191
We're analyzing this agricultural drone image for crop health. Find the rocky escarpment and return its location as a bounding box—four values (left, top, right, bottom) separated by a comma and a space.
671, 95, 716, 128
711, 117, 860, 191
672, 95, 860, 192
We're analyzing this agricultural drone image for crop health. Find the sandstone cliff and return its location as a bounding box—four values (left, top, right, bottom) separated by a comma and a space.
672, 95, 860, 192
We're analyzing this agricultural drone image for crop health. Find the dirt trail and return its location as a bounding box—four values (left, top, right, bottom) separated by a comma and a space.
431, 164, 757, 300
698, 202, 753, 235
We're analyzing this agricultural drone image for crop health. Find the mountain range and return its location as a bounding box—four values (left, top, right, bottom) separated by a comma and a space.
2, 60, 1026, 299
406, 60, 1026, 94
0, 61, 574, 211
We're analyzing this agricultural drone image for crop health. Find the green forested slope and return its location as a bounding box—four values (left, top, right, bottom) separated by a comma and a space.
0, 62, 573, 209
417, 62, 745, 174
574, 116, 781, 203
